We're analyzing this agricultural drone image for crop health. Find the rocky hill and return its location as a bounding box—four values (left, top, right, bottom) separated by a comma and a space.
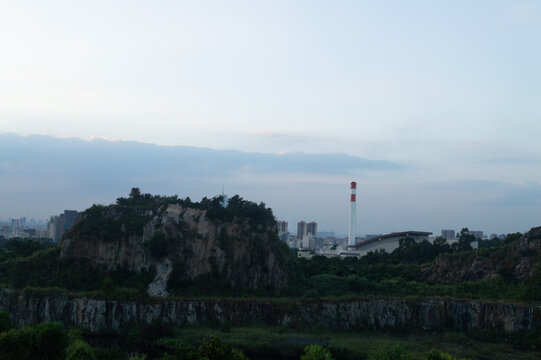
420, 227, 541, 283
60, 191, 293, 296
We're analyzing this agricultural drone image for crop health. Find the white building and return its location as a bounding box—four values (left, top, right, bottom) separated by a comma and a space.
350, 231, 433, 256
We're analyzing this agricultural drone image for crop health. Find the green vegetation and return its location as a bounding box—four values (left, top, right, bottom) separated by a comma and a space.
0, 237, 55, 262
301, 345, 334, 360
69, 189, 179, 241
0, 245, 153, 299
1, 206, 540, 302
70, 188, 278, 245
0, 313, 539, 359
0, 321, 69, 360
0, 319, 97, 360
292, 230, 541, 302
0, 311, 12, 333
66, 338, 97, 360
148, 324, 540, 360
368, 344, 412, 360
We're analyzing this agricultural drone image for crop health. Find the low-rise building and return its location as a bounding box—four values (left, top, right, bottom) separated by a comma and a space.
350, 231, 433, 255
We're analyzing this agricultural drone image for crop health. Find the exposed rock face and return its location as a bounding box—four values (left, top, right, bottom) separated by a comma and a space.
60, 203, 291, 295
421, 227, 541, 283
0, 290, 539, 334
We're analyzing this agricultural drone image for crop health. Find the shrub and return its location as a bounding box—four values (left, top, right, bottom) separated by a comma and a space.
0, 321, 68, 360
128, 353, 147, 360
369, 344, 412, 360
198, 336, 229, 360
147, 232, 169, 259
426, 349, 469, 360
300, 344, 334, 360
66, 339, 96, 360
159, 340, 199, 360
0, 311, 11, 333
229, 348, 250, 360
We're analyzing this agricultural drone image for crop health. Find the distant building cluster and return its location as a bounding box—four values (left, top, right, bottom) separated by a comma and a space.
48, 210, 78, 242
277, 220, 340, 253
440, 229, 455, 239
1, 210, 78, 243
296, 221, 317, 238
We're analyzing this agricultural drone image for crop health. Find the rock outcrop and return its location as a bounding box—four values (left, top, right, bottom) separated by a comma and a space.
60, 198, 292, 296
420, 227, 541, 283
0, 290, 539, 334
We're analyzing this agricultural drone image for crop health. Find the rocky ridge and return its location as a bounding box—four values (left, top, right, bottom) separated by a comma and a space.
0, 289, 539, 334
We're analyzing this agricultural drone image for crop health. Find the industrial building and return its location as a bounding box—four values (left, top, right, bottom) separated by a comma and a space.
349, 231, 433, 256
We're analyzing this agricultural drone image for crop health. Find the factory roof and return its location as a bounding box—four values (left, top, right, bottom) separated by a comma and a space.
350, 231, 432, 249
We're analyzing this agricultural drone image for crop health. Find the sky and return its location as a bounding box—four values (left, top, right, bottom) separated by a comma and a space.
1, 1, 541, 236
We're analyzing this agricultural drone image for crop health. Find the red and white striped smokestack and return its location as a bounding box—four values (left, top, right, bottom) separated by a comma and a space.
348, 181, 357, 247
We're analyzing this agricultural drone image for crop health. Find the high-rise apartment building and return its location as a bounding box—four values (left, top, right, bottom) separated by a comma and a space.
307, 222, 317, 236
63, 210, 78, 232
441, 229, 455, 239
49, 216, 61, 242
277, 221, 288, 233
48, 210, 78, 242
469, 231, 483, 239
297, 221, 307, 238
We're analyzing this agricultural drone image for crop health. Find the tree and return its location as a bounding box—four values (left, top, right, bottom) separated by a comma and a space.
398, 237, 416, 250
130, 187, 142, 198
454, 228, 474, 252
300, 345, 334, 360
65, 339, 96, 360
198, 336, 229, 360
0, 321, 68, 360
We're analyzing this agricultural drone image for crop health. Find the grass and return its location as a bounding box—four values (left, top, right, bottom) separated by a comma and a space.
156, 325, 541, 360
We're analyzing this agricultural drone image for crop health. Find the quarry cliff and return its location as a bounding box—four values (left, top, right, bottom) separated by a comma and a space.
60, 193, 293, 296
421, 227, 541, 283
1, 290, 539, 334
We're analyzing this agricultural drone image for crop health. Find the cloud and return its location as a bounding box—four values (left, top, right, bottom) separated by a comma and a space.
0, 133, 401, 217
483, 181, 541, 207
425, 179, 541, 207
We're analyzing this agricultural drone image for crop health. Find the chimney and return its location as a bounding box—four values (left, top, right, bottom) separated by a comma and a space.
348, 181, 357, 247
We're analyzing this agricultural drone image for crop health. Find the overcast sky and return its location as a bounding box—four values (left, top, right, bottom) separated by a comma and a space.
1, 1, 541, 236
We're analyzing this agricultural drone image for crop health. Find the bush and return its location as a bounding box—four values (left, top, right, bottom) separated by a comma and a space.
66, 339, 96, 360
128, 353, 147, 360
369, 344, 412, 360
426, 349, 469, 360
198, 336, 229, 360
301, 344, 334, 360
0, 321, 69, 360
33, 322, 69, 360
159, 340, 199, 360
0, 311, 11, 333
147, 232, 169, 259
